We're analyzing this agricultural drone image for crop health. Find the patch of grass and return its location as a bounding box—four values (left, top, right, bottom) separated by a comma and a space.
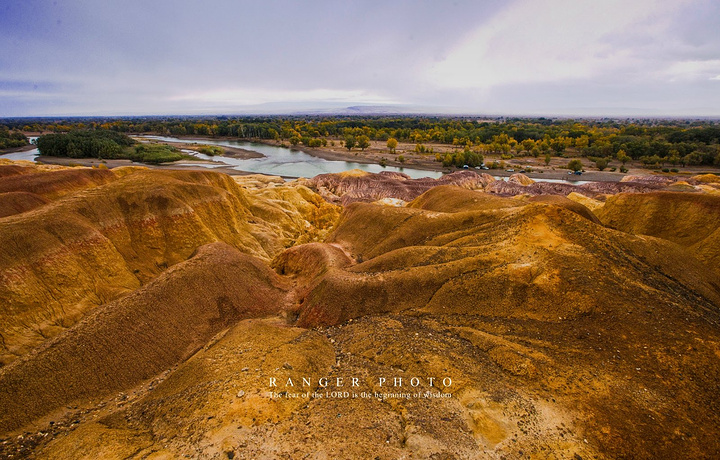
196, 145, 224, 156
128, 144, 196, 164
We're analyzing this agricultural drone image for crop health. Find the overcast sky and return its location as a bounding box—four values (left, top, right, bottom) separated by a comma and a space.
1, 0, 719, 117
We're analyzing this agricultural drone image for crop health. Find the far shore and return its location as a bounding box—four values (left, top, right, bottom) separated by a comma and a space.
133, 136, 264, 160
0, 144, 36, 154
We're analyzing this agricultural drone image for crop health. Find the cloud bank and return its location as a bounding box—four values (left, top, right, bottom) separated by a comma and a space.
1, 0, 718, 116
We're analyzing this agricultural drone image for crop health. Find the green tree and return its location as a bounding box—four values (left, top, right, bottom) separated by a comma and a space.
544, 153, 551, 166
567, 159, 583, 172
641, 154, 662, 166
594, 158, 608, 171
550, 137, 570, 154
344, 135, 356, 151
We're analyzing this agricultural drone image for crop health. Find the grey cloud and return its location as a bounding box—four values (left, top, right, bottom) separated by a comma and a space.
1, 0, 718, 116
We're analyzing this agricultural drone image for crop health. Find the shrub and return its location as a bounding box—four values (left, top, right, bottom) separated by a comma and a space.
197, 145, 224, 156
567, 159, 583, 172
131, 144, 193, 164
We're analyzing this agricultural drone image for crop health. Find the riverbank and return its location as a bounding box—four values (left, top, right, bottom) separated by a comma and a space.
0, 144, 35, 155
179, 143, 263, 159
232, 138, 627, 183
163, 135, 680, 183
133, 137, 264, 160
30, 155, 308, 179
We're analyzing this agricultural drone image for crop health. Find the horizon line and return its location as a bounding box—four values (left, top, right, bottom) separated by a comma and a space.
2, 112, 720, 121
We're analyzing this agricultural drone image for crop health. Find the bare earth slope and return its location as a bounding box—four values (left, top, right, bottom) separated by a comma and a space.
0, 165, 338, 365
281, 186, 720, 459
595, 191, 720, 274
1, 168, 719, 459
0, 242, 289, 434
293, 186, 720, 327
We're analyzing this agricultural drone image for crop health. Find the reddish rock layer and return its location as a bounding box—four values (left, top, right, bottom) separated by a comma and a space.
303, 170, 494, 205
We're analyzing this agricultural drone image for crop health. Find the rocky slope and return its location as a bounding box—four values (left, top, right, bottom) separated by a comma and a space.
0, 242, 290, 434
595, 191, 720, 275
1, 166, 719, 459
0, 164, 338, 365
301, 169, 494, 205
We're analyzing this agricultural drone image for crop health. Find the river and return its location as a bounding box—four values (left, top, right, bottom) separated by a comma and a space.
2, 136, 589, 184
142, 136, 444, 179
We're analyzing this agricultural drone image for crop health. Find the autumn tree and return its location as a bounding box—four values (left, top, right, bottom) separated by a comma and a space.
616, 149, 631, 166
521, 139, 536, 153
550, 137, 571, 154
357, 135, 370, 151
574, 135, 590, 150
387, 138, 398, 153
344, 135, 356, 151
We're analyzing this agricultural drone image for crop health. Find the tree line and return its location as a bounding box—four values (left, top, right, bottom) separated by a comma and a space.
35, 130, 135, 158
5, 116, 720, 166
0, 126, 28, 149
34, 130, 192, 164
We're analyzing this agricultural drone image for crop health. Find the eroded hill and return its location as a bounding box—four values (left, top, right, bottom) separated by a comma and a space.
0, 164, 338, 365
1, 165, 719, 459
